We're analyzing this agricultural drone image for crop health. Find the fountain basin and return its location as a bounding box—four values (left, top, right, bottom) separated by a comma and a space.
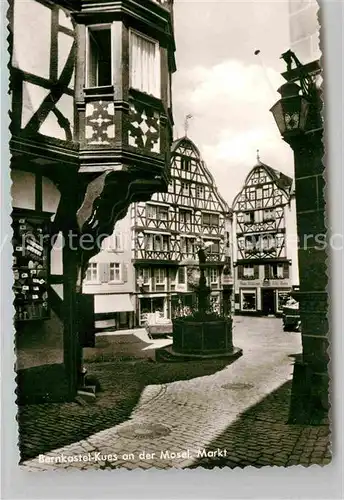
172, 317, 234, 356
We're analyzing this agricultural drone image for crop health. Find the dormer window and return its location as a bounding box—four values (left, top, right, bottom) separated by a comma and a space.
130, 30, 160, 98
87, 26, 112, 87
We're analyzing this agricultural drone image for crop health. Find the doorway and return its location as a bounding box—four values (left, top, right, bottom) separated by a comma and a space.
261, 289, 275, 315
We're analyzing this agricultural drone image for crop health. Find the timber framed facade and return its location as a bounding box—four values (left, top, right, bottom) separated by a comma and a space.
232, 160, 299, 316
10, 0, 176, 403
132, 137, 234, 325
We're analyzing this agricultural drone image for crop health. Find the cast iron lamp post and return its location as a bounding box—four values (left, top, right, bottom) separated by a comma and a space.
270, 50, 328, 424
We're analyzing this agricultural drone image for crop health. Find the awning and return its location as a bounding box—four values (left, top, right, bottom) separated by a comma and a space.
95, 294, 134, 314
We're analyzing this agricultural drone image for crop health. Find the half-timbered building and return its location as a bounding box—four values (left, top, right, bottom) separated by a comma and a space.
10, 0, 176, 403
132, 137, 234, 325
232, 159, 299, 316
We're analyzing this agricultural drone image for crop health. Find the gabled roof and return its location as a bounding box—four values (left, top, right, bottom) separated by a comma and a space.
171, 136, 202, 158
232, 160, 293, 209
172, 136, 232, 216
257, 161, 293, 193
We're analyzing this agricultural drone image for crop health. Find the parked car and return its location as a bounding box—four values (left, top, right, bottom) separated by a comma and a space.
145, 311, 173, 339
282, 297, 301, 332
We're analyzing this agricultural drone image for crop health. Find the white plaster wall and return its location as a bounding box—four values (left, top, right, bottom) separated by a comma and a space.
13, 0, 75, 140
11, 170, 35, 209
13, 0, 51, 79
289, 0, 321, 64
83, 212, 134, 294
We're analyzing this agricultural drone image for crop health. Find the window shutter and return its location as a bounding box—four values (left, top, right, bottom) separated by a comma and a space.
254, 265, 259, 279
122, 263, 128, 282
283, 262, 289, 278
237, 265, 243, 279
264, 264, 270, 280
99, 263, 110, 283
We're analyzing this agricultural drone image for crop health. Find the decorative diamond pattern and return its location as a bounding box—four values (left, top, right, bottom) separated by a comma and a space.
85, 100, 115, 145
285, 112, 299, 130
128, 102, 160, 153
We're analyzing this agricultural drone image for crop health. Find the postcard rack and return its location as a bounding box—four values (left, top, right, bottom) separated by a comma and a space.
12, 209, 52, 322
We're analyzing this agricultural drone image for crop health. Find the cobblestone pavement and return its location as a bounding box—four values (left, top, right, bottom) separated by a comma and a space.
20, 317, 331, 471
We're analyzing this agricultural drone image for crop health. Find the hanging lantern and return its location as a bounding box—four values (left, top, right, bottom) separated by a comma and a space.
270, 81, 310, 137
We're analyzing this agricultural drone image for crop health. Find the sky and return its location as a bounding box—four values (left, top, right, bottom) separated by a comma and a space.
172, 0, 295, 207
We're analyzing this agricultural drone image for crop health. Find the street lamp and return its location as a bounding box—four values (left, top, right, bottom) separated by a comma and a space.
270, 50, 321, 139
270, 51, 328, 425
270, 81, 310, 136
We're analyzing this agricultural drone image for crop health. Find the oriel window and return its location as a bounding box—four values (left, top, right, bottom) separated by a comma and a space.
87, 26, 112, 87
130, 30, 160, 97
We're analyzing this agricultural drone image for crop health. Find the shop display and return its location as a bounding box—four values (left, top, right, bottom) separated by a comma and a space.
12, 210, 51, 321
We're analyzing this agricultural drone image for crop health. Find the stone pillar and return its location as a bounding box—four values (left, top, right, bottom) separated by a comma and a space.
288, 130, 329, 424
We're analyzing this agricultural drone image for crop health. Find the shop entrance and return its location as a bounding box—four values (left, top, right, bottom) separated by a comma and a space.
140, 297, 165, 324
261, 289, 275, 315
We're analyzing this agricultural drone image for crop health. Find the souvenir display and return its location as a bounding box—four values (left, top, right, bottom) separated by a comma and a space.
12, 211, 50, 321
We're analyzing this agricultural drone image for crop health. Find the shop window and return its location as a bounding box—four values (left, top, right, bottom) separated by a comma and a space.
241, 290, 257, 311
277, 291, 290, 313
130, 29, 160, 97
87, 26, 112, 87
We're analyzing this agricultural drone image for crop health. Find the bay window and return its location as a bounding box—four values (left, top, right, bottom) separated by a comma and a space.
87, 26, 112, 87
130, 30, 160, 97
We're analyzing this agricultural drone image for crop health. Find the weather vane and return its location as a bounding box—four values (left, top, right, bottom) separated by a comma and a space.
184, 114, 193, 137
